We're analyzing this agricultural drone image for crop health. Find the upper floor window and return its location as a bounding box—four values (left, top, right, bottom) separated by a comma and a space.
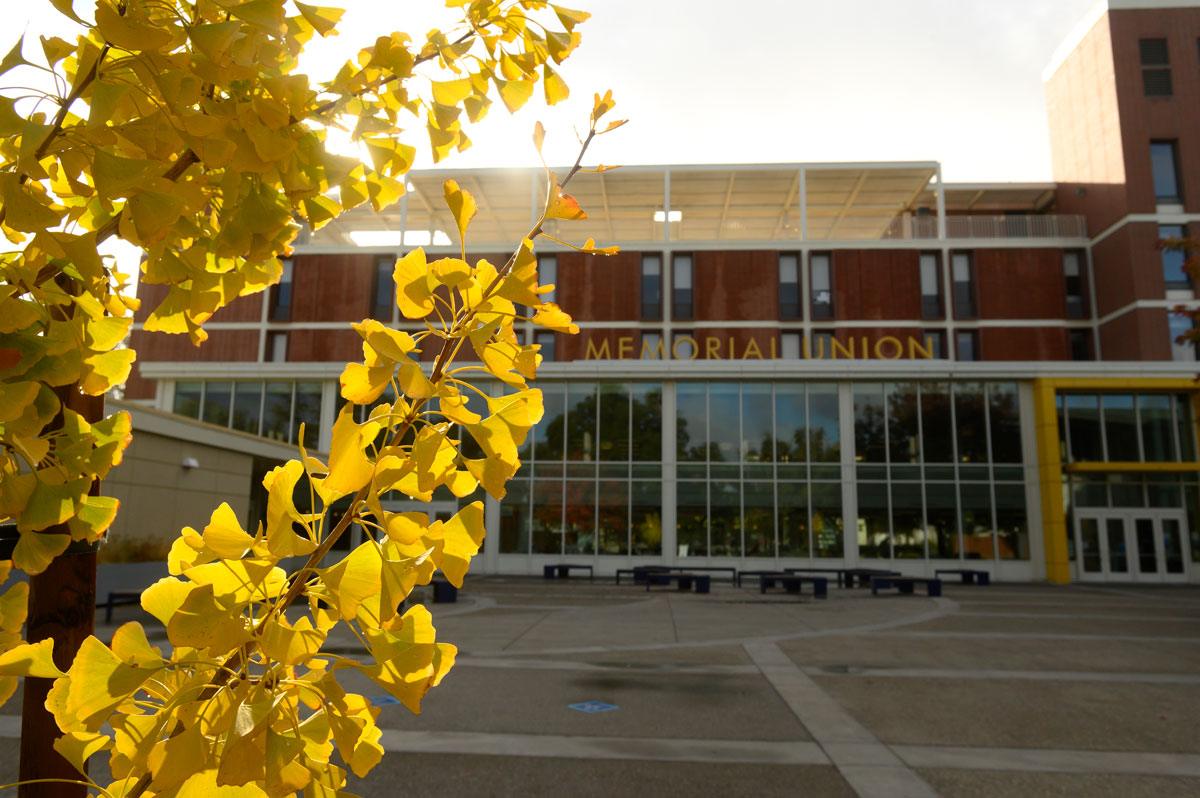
641, 255, 662, 320
1070, 330, 1092, 361
951, 252, 977, 318
1063, 251, 1086, 318
1150, 140, 1182, 203
673, 254, 693, 320
1170, 313, 1196, 362
810, 253, 833, 320
919, 252, 942, 318
538, 254, 557, 304
371, 255, 394, 320
780, 332, 801, 359
1139, 38, 1172, 97
269, 258, 293, 321
779, 254, 800, 319
1160, 225, 1189, 288
535, 330, 556, 362
956, 330, 979, 361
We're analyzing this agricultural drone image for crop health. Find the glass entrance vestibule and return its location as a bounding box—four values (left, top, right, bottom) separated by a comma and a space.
1074, 510, 1190, 582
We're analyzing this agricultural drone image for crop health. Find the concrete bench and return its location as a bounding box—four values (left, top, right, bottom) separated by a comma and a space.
870, 575, 942, 597
934, 568, 991, 586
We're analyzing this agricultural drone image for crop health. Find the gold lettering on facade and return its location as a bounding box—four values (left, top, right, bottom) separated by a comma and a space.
583, 335, 935, 361
705, 336, 722, 359
585, 339, 611, 359
770, 337, 777, 359
875, 336, 903, 359
908, 336, 934, 359
641, 335, 664, 359
618, 337, 634, 359
672, 336, 699, 359
743, 338, 763, 359
830, 337, 854, 359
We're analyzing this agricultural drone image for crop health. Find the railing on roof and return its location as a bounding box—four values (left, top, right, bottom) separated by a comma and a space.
883, 214, 1088, 241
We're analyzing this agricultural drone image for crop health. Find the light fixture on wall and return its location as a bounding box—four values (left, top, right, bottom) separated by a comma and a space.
181, 457, 200, 470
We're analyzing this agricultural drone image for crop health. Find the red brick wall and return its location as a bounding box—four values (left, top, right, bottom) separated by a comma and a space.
555, 251, 642, 322
979, 328, 1071, 361
976, 249, 1068, 319
1101, 306, 1171, 360
833, 250, 920, 320
692, 251, 777, 321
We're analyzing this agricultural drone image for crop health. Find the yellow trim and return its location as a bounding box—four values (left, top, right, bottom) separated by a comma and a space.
1034, 376, 1200, 585
1064, 462, 1200, 473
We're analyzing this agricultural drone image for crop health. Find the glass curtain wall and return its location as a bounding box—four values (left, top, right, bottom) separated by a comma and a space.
173, 380, 323, 448
676, 382, 843, 559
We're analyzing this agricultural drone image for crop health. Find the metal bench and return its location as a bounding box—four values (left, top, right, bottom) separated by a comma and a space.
615, 566, 669, 585
759, 573, 828, 599
737, 569, 785, 588
543, 564, 594, 581
645, 572, 711, 594
934, 568, 991, 586
104, 590, 142, 624
870, 575, 942, 597
844, 568, 901, 588
783, 567, 848, 588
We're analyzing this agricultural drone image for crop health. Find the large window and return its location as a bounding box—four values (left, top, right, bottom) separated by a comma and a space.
641, 255, 662, 320
810, 253, 833, 320
779, 254, 800, 319
1160, 225, 1188, 288
269, 258, 293, 321
1063, 251, 1086, 317
501, 382, 663, 556
1151, 141, 1182, 203
371, 255, 394, 320
1060, 392, 1195, 462
673, 254, 693, 320
951, 252, 976, 317
173, 379, 322, 448
854, 382, 1027, 561
1140, 37, 1172, 97
920, 252, 942, 319
676, 382, 842, 560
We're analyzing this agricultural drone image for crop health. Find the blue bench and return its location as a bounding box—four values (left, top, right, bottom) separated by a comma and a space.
759, 573, 828, 600
870, 575, 942, 597
784, 567, 848, 588
543, 564, 594, 581
934, 568, 990, 586
645, 572, 710, 594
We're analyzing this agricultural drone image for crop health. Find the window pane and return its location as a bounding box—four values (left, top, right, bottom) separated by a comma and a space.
202, 381, 232, 427
630, 383, 662, 461
674, 255, 693, 319
1160, 225, 1187, 286
809, 384, 840, 462
631, 480, 662, 555
921, 383, 953, 462
955, 331, 977, 361
811, 482, 843, 557
174, 381, 203, 419
1103, 394, 1139, 461
565, 382, 597, 461
564, 480, 594, 555
499, 480, 530, 553
597, 383, 630, 461
926, 482, 959, 558
892, 482, 924, 558
231, 382, 263, 435
1177, 394, 1195, 459
780, 254, 800, 319
954, 383, 988, 463
677, 382, 707, 462
531, 481, 562, 554
989, 382, 1023, 463
920, 253, 941, 317
743, 482, 774, 557
778, 482, 808, 557
742, 383, 773, 462
995, 484, 1028, 560
1151, 141, 1180, 201
597, 481, 627, 556
535, 331, 556, 362
952, 253, 975, 317
293, 382, 322, 448
373, 256, 394, 320
854, 383, 886, 463
262, 382, 292, 442
534, 384, 566, 461
775, 383, 807, 462
641, 255, 662, 320
781, 334, 801, 359
676, 481, 707, 557
887, 383, 920, 464
858, 482, 890, 559
708, 383, 739, 463
960, 483, 993, 560
710, 481, 740, 557
811, 253, 833, 318
270, 259, 293, 321
1066, 394, 1103, 461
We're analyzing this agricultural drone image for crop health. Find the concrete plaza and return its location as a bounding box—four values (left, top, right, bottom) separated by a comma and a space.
4, 576, 1200, 796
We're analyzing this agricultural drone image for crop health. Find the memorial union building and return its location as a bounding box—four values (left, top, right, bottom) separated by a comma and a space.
119, 0, 1200, 585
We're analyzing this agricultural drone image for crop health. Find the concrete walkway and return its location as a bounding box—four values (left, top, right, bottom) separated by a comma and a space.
7, 577, 1200, 796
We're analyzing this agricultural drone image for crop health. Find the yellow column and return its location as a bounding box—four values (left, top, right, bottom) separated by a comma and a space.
1033, 379, 1070, 584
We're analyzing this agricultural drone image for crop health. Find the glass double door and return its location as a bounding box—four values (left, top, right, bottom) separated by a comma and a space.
1074, 510, 1190, 582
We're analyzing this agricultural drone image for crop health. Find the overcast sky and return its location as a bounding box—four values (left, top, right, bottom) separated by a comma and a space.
11, 0, 1102, 183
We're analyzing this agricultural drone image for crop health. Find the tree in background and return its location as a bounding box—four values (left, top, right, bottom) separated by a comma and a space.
0, 1, 621, 795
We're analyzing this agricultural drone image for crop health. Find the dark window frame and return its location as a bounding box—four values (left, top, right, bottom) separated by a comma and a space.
268, 257, 294, 322
673, 253, 694, 321
370, 254, 394, 321
1160, 224, 1189, 289
951, 251, 977, 319
1150, 140, 1183, 203
1140, 37, 1172, 97
779, 253, 801, 320
641, 254, 663, 321
1063, 250, 1087, 318
810, 252, 834, 320
919, 251, 943, 319
955, 329, 979, 362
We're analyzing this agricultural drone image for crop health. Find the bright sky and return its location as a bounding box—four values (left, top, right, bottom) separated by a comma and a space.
11, 0, 1101, 183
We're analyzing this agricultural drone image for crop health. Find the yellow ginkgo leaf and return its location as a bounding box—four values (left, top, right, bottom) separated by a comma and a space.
439, 502, 485, 587
0, 638, 65, 678
340, 361, 393, 405
53, 731, 112, 776
394, 249, 436, 319
443, 180, 476, 245
324, 408, 379, 495
201, 502, 254, 559
531, 302, 579, 334
141, 577, 193, 627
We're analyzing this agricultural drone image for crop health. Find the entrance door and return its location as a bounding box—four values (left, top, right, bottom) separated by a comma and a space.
1074, 510, 1190, 583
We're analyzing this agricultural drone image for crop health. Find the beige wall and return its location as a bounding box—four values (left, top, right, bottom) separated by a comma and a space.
104, 431, 257, 547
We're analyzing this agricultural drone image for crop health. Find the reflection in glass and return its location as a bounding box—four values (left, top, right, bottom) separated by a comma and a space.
632, 481, 662, 555
960, 483, 993, 560
810, 483, 843, 557
854, 383, 886, 463
499, 480, 530, 553
1073, 476, 1108, 507
1135, 518, 1157, 573
676, 481, 707, 557
202, 381, 232, 427
708, 383, 739, 463
676, 383, 707, 462
742, 383, 774, 462
1110, 473, 1144, 507
995, 484, 1029, 559
1066, 394, 1102, 461
597, 481, 628, 555
172, 382, 202, 421
988, 383, 1022, 463
1079, 518, 1101, 572
563, 480, 595, 555
1140, 394, 1175, 461
1106, 518, 1127, 572
534, 383, 566, 461
778, 482, 808, 557
774, 383, 807, 462
293, 382, 322, 448
921, 383, 953, 462
631, 383, 663, 461
566, 382, 597, 461
892, 482, 924, 558
1103, 394, 1139, 461
1163, 518, 1184, 573
887, 384, 920, 464
743, 482, 774, 557
710, 480, 740, 557
857, 482, 889, 559
532, 481, 563, 554
808, 384, 840, 461
1177, 395, 1195, 460
262, 382, 292, 442
599, 384, 630, 462
954, 383, 988, 463
231, 382, 263, 435
926, 483, 958, 558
